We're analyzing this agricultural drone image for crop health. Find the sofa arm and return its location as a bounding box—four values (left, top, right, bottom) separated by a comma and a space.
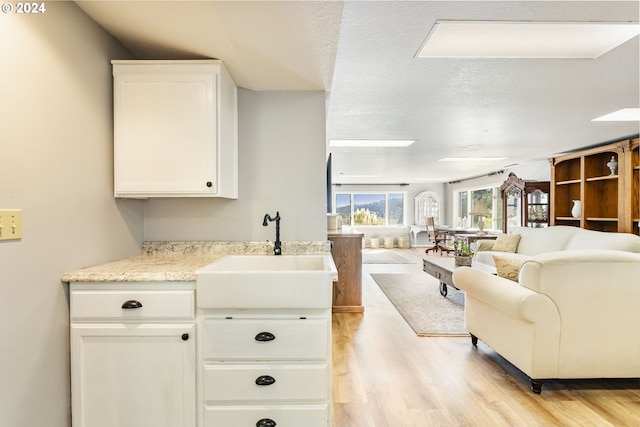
452, 267, 557, 323
474, 239, 496, 252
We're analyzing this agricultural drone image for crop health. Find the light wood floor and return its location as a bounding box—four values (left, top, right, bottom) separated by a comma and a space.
331, 248, 640, 427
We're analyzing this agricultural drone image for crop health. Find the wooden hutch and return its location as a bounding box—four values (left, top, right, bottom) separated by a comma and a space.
500, 172, 550, 233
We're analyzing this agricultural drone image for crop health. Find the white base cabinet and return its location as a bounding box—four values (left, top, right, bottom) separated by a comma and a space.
195, 255, 335, 427
70, 283, 196, 427
199, 313, 332, 427
112, 60, 238, 198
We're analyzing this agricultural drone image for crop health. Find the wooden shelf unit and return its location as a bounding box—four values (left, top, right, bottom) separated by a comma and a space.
630, 139, 639, 235
550, 137, 639, 234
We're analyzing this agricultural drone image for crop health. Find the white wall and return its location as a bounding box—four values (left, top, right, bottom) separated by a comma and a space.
0, 4, 143, 426
144, 90, 328, 242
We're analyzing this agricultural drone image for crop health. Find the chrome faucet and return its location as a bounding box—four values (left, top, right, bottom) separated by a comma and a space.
262, 211, 282, 255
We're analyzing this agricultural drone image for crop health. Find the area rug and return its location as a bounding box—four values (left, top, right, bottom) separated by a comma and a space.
371, 273, 468, 336
362, 249, 414, 264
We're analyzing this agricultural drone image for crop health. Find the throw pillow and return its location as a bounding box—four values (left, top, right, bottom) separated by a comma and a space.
491, 233, 521, 253
493, 255, 525, 282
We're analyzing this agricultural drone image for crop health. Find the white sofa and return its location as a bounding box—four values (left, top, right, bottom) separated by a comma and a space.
452, 245, 640, 393
474, 226, 640, 268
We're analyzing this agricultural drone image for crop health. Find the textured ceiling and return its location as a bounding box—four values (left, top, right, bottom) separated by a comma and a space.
76, 1, 640, 184
76, 1, 343, 90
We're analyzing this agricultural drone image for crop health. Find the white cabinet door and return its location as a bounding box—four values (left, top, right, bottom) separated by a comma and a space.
112, 60, 237, 198
71, 323, 196, 427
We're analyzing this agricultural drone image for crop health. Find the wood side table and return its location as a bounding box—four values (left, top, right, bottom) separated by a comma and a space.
328, 230, 364, 313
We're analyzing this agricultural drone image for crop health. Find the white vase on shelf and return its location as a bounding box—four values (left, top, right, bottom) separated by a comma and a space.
571, 200, 582, 218
607, 156, 618, 175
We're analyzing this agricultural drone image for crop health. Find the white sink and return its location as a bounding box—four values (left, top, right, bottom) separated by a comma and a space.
196, 255, 337, 310
199, 254, 331, 272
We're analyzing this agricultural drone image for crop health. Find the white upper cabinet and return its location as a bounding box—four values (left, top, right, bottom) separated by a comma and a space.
112, 60, 238, 198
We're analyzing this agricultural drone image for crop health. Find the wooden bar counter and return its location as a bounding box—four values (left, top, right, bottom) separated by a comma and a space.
328, 228, 364, 313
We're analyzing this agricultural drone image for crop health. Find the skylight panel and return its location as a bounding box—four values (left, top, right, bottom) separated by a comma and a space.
418, 21, 640, 59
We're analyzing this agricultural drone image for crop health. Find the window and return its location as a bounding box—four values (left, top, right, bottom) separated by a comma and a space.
414, 191, 441, 225
335, 192, 406, 226
453, 185, 500, 230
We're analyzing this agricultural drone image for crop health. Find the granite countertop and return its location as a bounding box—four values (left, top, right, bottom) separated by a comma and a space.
62, 241, 332, 283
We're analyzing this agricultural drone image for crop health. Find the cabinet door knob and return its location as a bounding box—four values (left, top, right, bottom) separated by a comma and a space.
256, 419, 276, 427
255, 375, 276, 386
181, 333, 189, 341
121, 300, 142, 309
206, 181, 213, 188
254, 332, 275, 342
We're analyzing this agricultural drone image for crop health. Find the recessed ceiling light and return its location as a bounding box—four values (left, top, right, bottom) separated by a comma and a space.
591, 108, 640, 121
439, 157, 507, 162
417, 21, 640, 58
329, 139, 415, 147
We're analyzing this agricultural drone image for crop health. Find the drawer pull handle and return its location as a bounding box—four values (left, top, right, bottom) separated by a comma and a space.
181, 333, 189, 341
254, 332, 275, 342
255, 375, 276, 386
121, 300, 142, 309
256, 419, 276, 427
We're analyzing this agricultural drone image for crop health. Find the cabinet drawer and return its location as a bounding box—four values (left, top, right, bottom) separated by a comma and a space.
203, 319, 328, 360
204, 404, 328, 427
203, 364, 328, 402
71, 290, 194, 320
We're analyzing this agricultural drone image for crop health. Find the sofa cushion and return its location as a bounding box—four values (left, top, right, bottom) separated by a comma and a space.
491, 234, 521, 253
493, 255, 525, 282
512, 226, 577, 256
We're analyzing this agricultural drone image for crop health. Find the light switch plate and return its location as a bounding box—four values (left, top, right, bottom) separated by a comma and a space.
0, 209, 22, 241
